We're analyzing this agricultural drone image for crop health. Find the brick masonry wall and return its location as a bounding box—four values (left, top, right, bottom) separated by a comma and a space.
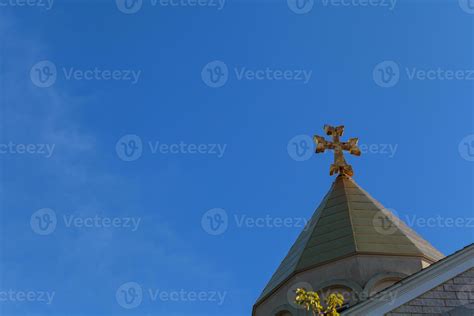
386, 268, 474, 315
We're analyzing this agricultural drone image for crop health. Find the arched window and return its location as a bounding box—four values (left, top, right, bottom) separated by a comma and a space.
363, 272, 408, 298
315, 279, 364, 306
369, 277, 401, 296
319, 285, 356, 306
272, 304, 295, 316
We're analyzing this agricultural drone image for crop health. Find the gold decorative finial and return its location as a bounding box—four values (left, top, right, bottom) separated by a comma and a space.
314, 125, 361, 177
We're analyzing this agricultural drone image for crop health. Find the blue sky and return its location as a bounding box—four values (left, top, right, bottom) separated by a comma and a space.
0, 0, 473, 315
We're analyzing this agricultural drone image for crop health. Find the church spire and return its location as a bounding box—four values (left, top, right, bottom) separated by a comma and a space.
253, 125, 445, 316
254, 175, 444, 310
314, 125, 361, 177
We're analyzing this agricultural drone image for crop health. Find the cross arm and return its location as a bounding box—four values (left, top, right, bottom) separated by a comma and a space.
341, 138, 361, 156
324, 125, 345, 137
314, 135, 334, 153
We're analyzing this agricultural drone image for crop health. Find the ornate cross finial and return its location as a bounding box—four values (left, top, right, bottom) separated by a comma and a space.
314, 125, 361, 177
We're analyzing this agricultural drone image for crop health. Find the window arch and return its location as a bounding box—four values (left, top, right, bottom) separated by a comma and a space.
363, 272, 408, 298
271, 304, 295, 316
314, 279, 364, 305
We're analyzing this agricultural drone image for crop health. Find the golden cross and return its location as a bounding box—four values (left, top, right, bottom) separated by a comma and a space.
314, 125, 361, 177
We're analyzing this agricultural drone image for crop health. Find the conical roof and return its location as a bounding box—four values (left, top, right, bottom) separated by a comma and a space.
256, 174, 444, 305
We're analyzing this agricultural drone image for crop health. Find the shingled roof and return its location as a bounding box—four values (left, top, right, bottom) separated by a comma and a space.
255, 174, 444, 305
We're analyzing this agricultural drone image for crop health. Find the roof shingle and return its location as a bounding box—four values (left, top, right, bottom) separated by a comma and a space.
255, 174, 444, 305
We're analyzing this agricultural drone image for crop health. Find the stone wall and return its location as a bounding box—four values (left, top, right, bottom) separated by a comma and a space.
254, 254, 427, 316
386, 268, 474, 315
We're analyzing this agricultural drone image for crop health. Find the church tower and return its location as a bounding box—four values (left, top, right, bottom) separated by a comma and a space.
253, 125, 444, 316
